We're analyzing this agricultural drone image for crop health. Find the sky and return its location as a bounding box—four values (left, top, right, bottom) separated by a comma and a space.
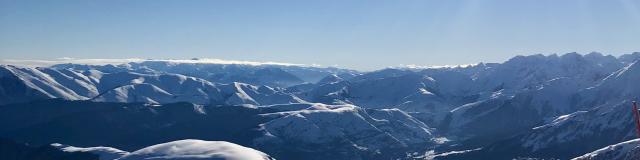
1, 0, 639, 71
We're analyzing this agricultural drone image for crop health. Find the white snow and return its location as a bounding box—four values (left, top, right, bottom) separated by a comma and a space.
118, 139, 273, 160
51, 143, 129, 160
419, 148, 481, 160
51, 140, 273, 160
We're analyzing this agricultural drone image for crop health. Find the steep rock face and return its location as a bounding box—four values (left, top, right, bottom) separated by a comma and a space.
573, 139, 640, 160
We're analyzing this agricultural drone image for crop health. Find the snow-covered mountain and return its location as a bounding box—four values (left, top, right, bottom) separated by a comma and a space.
298, 69, 476, 127
290, 53, 627, 138
3, 52, 640, 159
471, 52, 622, 92
0, 65, 305, 105
618, 52, 640, 65
444, 76, 588, 145
255, 103, 438, 160
488, 60, 640, 159
438, 58, 640, 159
437, 53, 624, 142
573, 139, 640, 160
51, 60, 358, 87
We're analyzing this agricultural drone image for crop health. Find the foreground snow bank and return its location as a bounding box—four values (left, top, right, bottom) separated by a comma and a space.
54, 139, 274, 160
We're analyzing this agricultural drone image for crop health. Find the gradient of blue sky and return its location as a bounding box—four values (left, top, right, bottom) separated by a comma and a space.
1, 0, 639, 70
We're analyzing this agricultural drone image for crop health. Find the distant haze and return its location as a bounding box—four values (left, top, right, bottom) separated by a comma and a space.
1, 0, 639, 70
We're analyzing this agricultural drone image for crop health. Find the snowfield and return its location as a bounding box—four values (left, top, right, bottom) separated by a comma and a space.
53, 139, 275, 160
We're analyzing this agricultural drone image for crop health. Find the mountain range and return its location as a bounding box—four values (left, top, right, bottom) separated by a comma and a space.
2, 52, 640, 159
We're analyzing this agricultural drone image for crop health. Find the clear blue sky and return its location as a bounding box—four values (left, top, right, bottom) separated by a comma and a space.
1, 0, 639, 70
